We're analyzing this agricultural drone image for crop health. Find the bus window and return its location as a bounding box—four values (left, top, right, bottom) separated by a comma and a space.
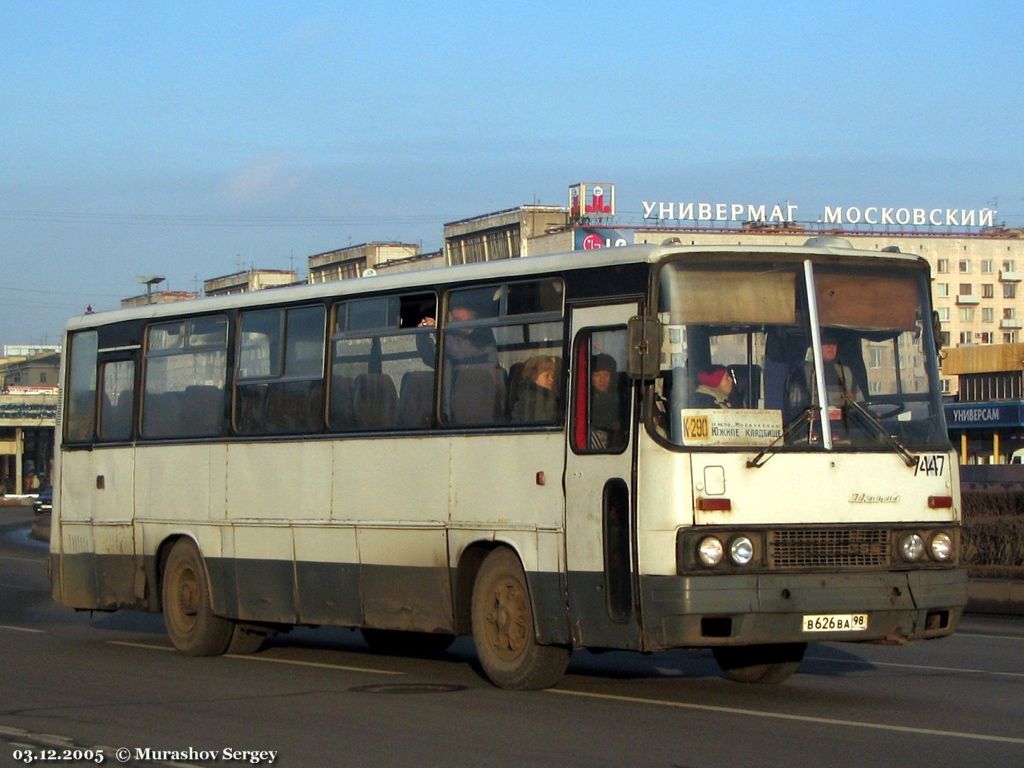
329, 293, 437, 431
98, 360, 135, 441
143, 316, 228, 438
65, 330, 98, 443
571, 328, 629, 452
235, 305, 326, 435
441, 278, 564, 427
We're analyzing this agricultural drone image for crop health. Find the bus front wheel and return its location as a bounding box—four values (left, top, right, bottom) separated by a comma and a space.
162, 539, 234, 656
470, 547, 570, 690
712, 642, 806, 684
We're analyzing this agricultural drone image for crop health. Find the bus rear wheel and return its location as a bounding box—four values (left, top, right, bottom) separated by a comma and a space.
470, 547, 570, 690
712, 642, 806, 684
162, 539, 234, 656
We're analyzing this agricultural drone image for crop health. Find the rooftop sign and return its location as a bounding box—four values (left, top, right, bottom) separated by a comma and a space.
640, 200, 998, 229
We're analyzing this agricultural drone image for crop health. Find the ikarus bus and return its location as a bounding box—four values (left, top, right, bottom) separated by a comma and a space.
50, 238, 966, 689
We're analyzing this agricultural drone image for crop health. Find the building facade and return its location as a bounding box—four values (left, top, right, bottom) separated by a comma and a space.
443, 205, 568, 265
0, 351, 59, 494
307, 243, 423, 283
204, 269, 298, 297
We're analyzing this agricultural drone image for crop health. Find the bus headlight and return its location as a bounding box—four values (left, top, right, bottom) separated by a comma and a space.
899, 533, 926, 562
929, 532, 954, 562
697, 537, 724, 567
729, 536, 754, 566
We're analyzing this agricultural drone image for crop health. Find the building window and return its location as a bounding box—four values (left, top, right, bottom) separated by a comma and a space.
981, 259, 994, 274
983, 283, 995, 298
959, 308, 975, 322
1003, 260, 1016, 272
982, 307, 994, 323
1004, 283, 1017, 299
1004, 332, 1017, 344
936, 307, 950, 321
958, 331, 972, 345
958, 259, 971, 273
936, 258, 949, 274
1004, 308, 1016, 320
940, 378, 951, 394
959, 283, 971, 296
977, 332, 993, 344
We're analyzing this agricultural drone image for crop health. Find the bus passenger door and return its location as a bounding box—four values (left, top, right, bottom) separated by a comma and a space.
564, 304, 642, 650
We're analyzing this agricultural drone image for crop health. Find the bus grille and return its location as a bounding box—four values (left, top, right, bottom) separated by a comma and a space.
768, 528, 890, 569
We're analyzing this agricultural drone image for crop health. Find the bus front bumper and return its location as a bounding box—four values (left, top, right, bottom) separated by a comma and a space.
641, 568, 968, 650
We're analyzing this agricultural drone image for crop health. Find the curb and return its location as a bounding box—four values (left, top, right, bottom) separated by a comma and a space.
966, 580, 1024, 616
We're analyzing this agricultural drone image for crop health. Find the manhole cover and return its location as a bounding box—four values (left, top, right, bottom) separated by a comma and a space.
350, 683, 467, 694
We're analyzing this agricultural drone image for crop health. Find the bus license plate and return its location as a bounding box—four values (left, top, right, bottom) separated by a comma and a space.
802, 613, 869, 632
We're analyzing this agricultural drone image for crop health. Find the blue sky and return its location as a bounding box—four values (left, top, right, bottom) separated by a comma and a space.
2, 0, 1022, 348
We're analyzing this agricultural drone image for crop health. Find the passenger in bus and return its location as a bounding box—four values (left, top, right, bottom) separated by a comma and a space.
693, 365, 738, 408
807, 332, 862, 407
417, 302, 497, 367
589, 353, 624, 448
418, 300, 500, 422
511, 355, 559, 423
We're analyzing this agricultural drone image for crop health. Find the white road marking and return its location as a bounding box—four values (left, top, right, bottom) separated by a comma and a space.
548, 688, 1024, 745
0, 624, 44, 633
805, 654, 1024, 679
107, 640, 404, 675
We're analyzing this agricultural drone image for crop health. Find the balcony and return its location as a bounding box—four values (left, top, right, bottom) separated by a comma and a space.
955, 294, 980, 305
999, 270, 1022, 282
1000, 318, 1024, 329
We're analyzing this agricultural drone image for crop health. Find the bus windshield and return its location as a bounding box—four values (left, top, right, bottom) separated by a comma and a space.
652, 258, 950, 453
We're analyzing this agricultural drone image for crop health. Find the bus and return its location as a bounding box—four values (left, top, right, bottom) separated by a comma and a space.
50, 238, 967, 689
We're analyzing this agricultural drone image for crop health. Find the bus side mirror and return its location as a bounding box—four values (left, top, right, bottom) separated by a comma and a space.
627, 316, 662, 380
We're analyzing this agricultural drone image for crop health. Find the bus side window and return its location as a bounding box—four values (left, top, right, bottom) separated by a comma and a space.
235, 306, 325, 435
65, 331, 98, 443
144, 316, 228, 439
329, 293, 437, 432
98, 360, 135, 441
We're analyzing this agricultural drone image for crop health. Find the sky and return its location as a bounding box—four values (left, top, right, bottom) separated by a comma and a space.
2, 0, 1022, 349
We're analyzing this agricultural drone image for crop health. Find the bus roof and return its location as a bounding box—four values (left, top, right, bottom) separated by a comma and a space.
65, 240, 927, 331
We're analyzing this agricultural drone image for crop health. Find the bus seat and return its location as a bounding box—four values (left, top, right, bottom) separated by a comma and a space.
329, 375, 355, 429
451, 364, 506, 425
353, 373, 397, 429
266, 381, 321, 434
727, 364, 762, 408
397, 371, 435, 428
506, 361, 526, 412
183, 385, 224, 435
142, 392, 181, 437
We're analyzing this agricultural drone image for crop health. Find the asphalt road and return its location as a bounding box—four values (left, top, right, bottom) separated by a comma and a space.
2, 509, 1023, 768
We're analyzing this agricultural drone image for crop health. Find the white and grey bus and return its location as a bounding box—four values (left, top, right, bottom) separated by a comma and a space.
50, 239, 967, 689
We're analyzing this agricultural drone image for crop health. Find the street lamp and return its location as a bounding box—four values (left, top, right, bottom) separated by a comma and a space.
135, 275, 166, 305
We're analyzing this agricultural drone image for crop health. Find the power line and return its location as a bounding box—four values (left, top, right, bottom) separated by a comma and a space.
0, 209, 458, 228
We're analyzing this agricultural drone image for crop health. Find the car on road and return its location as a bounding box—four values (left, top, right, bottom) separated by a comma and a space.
33, 486, 52, 515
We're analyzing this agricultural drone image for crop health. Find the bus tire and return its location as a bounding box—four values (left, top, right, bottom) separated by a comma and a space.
161, 539, 234, 656
470, 547, 570, 690
712, 642, 806, 684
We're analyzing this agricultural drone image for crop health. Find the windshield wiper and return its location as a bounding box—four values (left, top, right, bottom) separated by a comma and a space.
747, 407, 818, 468
841, 396, 917, 467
